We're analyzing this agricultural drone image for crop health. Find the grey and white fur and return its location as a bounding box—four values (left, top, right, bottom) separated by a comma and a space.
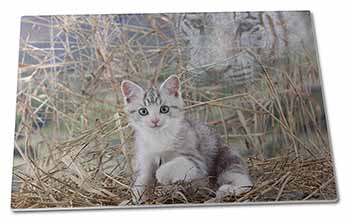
121, 75, 252, 203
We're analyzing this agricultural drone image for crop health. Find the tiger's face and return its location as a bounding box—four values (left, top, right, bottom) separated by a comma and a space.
177, 11, 314, 88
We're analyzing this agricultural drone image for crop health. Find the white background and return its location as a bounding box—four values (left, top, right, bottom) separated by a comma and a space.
0, 0, 349, 222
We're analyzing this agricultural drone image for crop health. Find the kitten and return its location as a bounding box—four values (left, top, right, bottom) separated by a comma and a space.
121, 75, 252, 203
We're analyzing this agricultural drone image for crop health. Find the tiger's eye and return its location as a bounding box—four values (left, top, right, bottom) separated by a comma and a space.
160, 105, 170, 114
138, 108, 149, 116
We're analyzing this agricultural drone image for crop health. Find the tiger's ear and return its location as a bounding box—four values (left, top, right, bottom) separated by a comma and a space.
121, 80, 145, 104
159, 75, 180, 97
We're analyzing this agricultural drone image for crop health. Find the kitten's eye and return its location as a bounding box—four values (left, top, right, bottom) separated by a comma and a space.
160, 105, 170, 114
138, 108, 149, 116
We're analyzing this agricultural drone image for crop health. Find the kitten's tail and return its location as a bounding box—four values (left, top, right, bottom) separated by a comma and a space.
215, 145, 253, 198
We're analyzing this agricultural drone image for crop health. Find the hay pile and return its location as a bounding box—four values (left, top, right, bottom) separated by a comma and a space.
11, 151, 337, 209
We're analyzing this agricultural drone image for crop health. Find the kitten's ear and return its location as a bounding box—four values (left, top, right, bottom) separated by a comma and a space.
159, 75, 180, 97
121, 80, 145, 104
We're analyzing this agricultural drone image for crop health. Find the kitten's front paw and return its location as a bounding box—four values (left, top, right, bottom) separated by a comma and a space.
216, 184, 251, 198
156, 157, 200, 185
131, 186, 147, 204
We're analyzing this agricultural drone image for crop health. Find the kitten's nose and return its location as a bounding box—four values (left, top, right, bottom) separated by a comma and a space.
151, 118, 160, 125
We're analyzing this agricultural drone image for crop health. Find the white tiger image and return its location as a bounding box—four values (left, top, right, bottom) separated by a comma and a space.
177, 11, 316, 87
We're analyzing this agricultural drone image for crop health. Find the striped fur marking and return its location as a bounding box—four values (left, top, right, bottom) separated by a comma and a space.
143, 88, 162, 106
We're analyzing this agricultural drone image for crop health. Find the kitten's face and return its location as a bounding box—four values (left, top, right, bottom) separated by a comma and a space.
121, 75, 184, 133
